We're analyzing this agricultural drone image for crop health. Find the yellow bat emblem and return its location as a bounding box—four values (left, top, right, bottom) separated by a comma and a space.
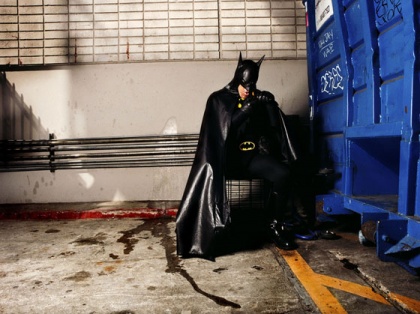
239, 141, 256, 151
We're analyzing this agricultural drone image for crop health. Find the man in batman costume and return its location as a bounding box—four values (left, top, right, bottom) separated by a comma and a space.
176, 53, 298, 260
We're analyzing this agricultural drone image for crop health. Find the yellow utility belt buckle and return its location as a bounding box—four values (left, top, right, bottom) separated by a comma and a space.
239, 141, 255, 151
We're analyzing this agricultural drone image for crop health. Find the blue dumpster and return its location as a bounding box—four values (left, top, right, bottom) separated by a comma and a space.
303, 0, 420, 274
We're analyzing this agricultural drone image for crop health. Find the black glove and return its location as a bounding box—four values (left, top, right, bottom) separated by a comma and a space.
254, 90, 275, 103
242, 95, 259, 108
231, 96, 258, 127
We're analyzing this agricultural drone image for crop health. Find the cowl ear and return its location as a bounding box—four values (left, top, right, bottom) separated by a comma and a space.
237, 52, 243, 68
257, 55, 265, 67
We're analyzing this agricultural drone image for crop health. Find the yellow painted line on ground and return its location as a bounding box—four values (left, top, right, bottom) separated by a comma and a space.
389, 292, 420, 313
279, 249, 389, 313
280, 249, 348, 313
316, 273, 388, 304
279, 249, 420, 313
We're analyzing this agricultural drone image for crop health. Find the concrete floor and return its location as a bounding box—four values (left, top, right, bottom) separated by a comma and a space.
0, 203, 419, 313
0, 218, 313, 313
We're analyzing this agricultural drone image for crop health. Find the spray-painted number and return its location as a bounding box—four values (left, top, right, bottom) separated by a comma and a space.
374, 0, 402, 26
320, 65, 344, 95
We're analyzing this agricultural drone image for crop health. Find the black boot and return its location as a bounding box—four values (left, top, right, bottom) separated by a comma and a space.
266, 191, 298, 250
268, 219, 298, 250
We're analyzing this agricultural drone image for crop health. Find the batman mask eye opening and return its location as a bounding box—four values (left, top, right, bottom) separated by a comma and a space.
242, 82, 256, 92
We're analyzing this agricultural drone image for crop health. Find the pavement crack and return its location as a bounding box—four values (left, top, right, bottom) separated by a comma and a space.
340, 258, 359, 271
334, 253, 415, 314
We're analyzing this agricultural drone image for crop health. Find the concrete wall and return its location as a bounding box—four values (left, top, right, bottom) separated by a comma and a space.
1, 59, 308, 204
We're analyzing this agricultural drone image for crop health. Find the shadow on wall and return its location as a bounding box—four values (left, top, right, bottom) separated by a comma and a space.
1, 72, 49, 140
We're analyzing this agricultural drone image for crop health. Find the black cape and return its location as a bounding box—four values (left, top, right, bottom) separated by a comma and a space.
176, 85, 297, 259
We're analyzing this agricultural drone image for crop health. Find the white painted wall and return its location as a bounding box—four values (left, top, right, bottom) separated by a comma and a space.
1, 59, 308, 203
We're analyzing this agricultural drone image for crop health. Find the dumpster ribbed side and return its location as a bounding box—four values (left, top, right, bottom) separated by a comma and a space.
304, 0, 420, 274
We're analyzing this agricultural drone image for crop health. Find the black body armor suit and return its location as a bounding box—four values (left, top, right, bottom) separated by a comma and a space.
176, 53, 298, 259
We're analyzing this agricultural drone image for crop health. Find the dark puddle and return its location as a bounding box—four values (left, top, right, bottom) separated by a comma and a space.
109, 253, 119, 260
64, 271, 92, 282
45, 229, 60, 233
117, 225, 143, 254
117, 219, 241, 309
71, 232, 106, 246
213, 267, 228, 274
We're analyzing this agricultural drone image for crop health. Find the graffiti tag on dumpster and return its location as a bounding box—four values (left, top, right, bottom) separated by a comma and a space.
318, 29, 334, 59
320, 64, 344, 95
374, 0, 402, 26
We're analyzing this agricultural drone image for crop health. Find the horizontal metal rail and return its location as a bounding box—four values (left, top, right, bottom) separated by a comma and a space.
0, 134, 199, 172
